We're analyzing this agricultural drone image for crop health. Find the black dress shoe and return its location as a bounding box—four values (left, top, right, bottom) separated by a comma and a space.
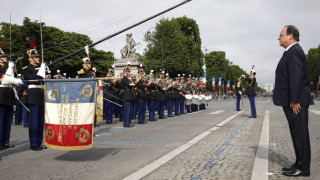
40, 145, 47, 149
283, 169, 310, 177
248, 116, 257, 118
94, 124, 100, 127
31, 146, 42, 151
138, 122, 147, 124
282, 164, 296, 172
123, 124, 134, 128
4, 144, 15, 148
107, 122, 117, 124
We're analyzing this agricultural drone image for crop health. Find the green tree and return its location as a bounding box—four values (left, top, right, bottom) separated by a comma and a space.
306, 44, 320, 91
143, 16, 202, 77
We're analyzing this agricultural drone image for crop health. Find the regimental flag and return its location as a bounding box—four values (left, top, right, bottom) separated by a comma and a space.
44, 80, 97, 150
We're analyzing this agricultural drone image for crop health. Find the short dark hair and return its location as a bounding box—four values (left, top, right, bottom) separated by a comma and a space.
285, 25, 300, 42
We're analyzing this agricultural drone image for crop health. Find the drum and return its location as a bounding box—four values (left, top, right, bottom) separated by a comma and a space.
185, 94, 193, 105
192, 94, 199, 104
199, 94, 205, 104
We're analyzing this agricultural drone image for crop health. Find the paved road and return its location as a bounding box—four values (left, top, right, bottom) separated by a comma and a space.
1, 97, 319, 180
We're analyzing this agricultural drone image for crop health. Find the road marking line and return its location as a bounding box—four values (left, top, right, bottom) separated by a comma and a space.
209, 110, 226, 114
309, 110, 320, 115
216, 111, 242, 127
251, 110, 269, 180
122, 111, 242, 180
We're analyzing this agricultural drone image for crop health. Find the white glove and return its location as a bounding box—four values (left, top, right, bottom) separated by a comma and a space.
37, 62, 46, 78
241, 75, 246, 78
1, 75, 23, 85
239, 91, 242, 95
5, 61, 15, 77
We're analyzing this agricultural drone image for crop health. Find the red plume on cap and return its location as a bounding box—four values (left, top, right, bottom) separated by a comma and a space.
30, 40, 36, 48
0, 44, 2, 49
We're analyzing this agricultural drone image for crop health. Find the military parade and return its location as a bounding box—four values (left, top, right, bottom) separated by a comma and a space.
1, 0, 320, 179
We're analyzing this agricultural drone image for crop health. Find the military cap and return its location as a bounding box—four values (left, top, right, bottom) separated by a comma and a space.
82, 57, 91, 64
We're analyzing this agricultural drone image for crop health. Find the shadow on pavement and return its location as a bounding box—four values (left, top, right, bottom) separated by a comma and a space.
54, 147, 121, 161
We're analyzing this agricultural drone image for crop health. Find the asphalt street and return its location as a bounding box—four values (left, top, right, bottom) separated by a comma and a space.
1, 97, 319, 180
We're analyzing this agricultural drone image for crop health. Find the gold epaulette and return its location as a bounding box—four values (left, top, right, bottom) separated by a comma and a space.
22, 66, 28, 70
78, 69, 85, 75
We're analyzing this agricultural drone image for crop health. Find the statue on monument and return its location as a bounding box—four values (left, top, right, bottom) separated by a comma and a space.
120, 33, 141, 58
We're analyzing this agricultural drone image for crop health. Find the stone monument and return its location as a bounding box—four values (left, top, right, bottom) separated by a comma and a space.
113, 33, 142, 77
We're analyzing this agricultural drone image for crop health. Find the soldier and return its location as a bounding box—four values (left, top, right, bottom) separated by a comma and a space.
77, 57, 92, 78
147, 77, 158, 121
22, 43, 47, 151
235, 78, 243, 111
119, 67, 134, 127
243, 68, 257, 118
103, 69, 115, 124
157, 75, 166, 119
167, 80, 175, 117
0, 45, 22, 150
174, 76, 180, 116
136, 70, 147, 124
179, 76, 186, 114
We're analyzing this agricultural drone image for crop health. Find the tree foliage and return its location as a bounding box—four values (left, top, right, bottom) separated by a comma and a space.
306, 44, 320, 87
143, 16, 202, 77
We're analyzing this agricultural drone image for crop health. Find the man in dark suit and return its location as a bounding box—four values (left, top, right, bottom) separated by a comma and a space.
273, 25, 314, 177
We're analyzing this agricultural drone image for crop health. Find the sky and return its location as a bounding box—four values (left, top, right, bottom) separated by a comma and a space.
1, 0, 320, 88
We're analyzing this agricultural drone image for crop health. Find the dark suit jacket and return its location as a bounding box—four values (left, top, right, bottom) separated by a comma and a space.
273, 43, 314, 106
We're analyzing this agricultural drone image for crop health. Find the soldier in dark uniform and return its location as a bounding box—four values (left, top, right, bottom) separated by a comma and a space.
235, 78, 243, 111
244, 70, 257, 118
0, 46, 22, 150
119, 67, 134, 127
174, 76, 180, 116
157, 76, 166, 119
77, 57, 92, 78
136, 72, 147, 124
103, 69, 115, 124
179, 77, 186, 114
167, 80, 175, 117
147, 78, 158, 121
22, 45, 47, 151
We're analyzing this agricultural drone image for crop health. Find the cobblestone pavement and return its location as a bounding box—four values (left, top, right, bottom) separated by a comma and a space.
1, 97, 319, 180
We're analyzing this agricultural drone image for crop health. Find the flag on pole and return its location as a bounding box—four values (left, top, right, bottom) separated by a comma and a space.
227, 80, 230, 91
218, 77, 222, 90
212, 77, 215, 91
44, 80, 97, 150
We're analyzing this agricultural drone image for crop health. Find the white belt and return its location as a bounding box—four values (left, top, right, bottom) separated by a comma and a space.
28, 85, 42, 89
0, 84, 9, 87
